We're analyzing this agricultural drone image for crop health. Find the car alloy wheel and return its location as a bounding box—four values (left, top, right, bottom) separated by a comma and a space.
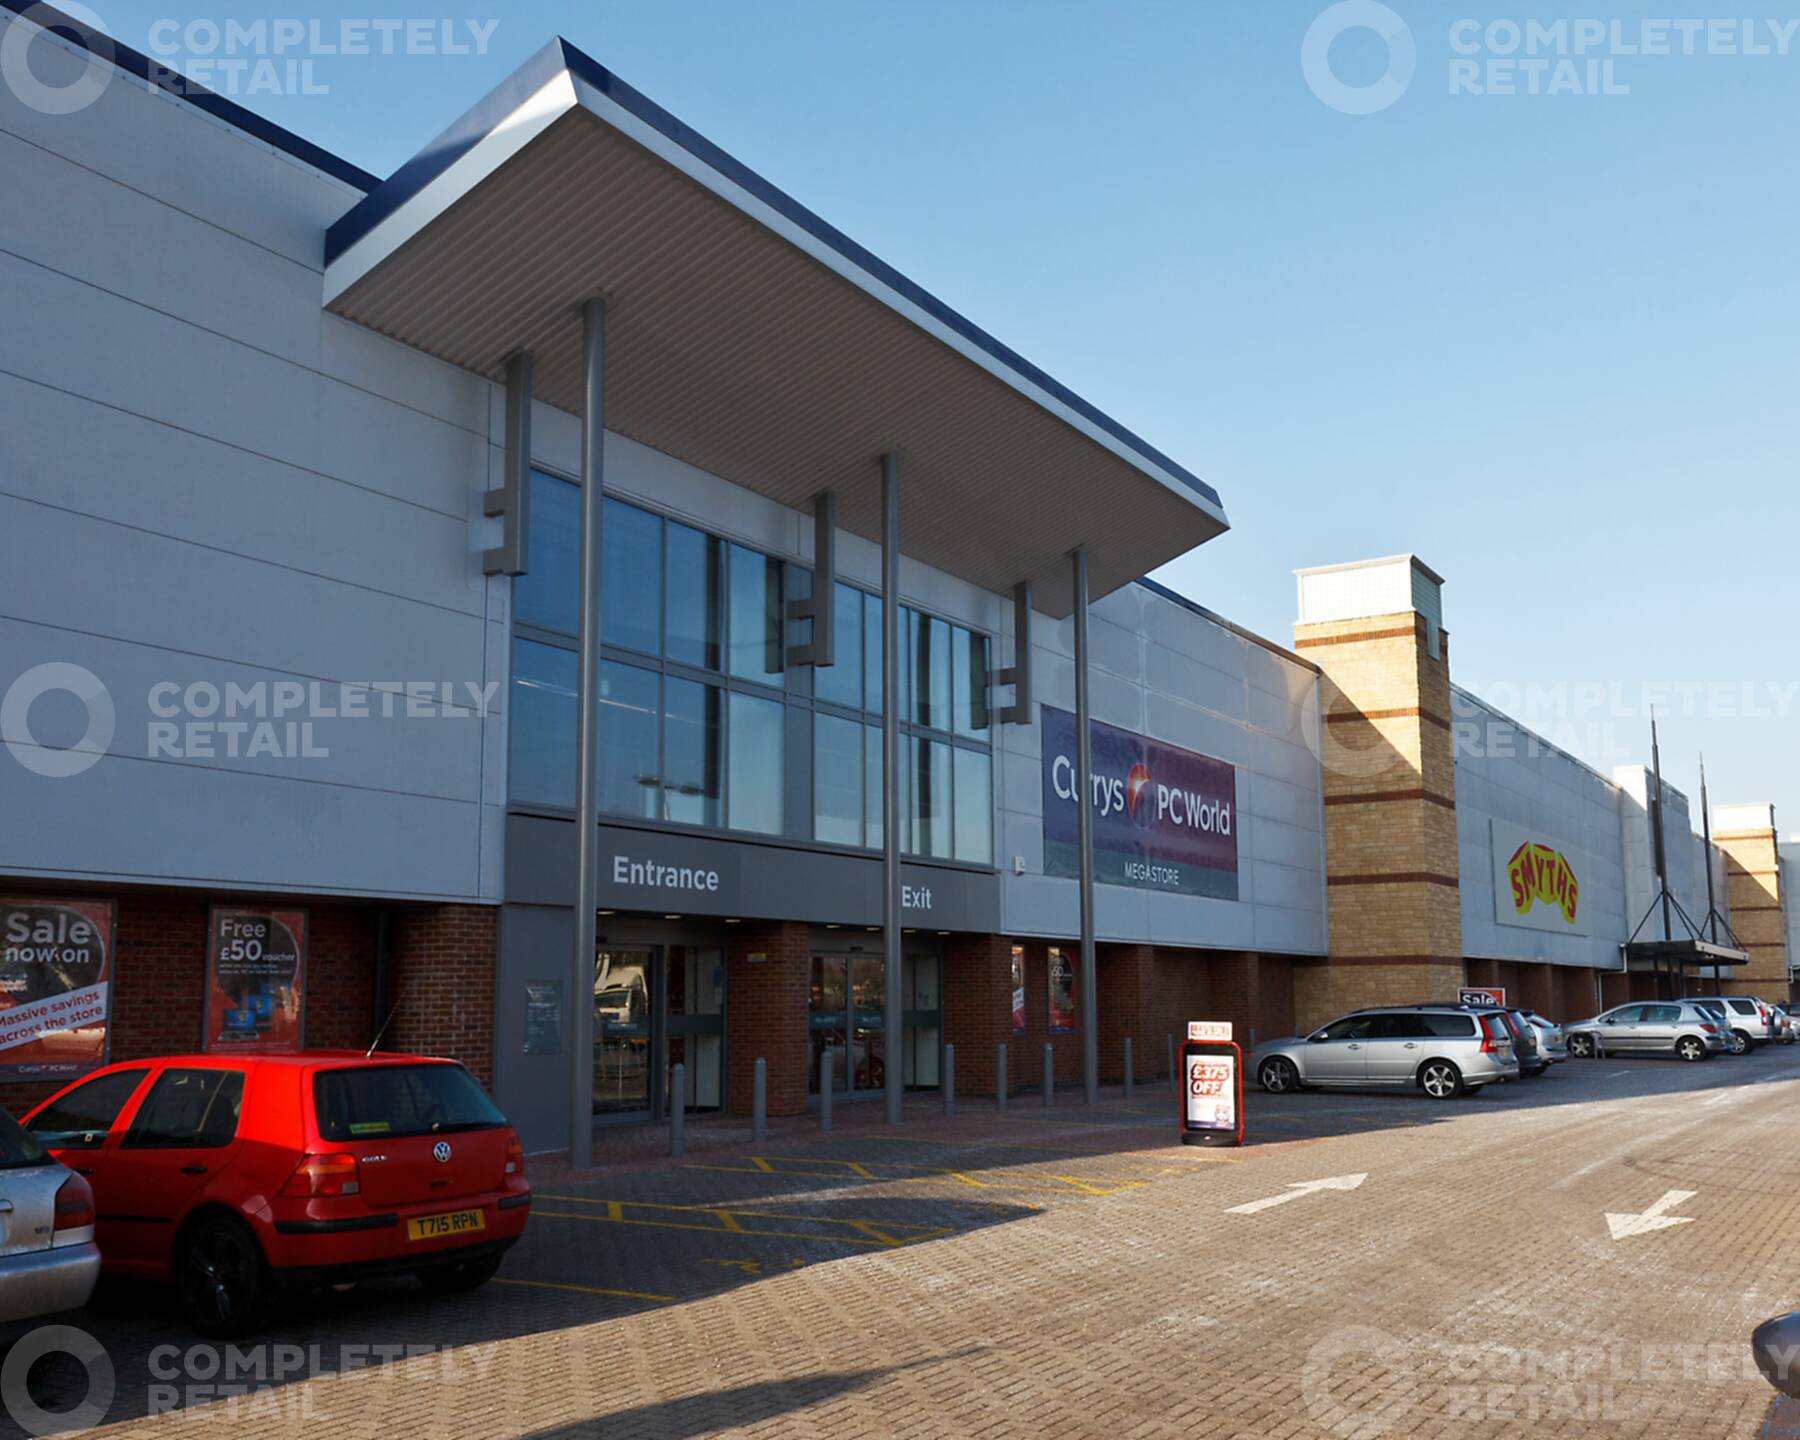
179, 1214, 271, 1338
1419, 1060, 1464, 1100
1677, 1037, 1706, 1062
1731, 1031, 1752, 1055
1259, 1057, 1299, 1094
1569, 1034, 1595, 1059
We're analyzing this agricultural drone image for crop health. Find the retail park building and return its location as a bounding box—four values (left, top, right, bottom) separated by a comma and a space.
2, 9, 1794, 1150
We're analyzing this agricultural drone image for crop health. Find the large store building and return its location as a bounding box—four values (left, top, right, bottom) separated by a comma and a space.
2, 10, 1793, 1151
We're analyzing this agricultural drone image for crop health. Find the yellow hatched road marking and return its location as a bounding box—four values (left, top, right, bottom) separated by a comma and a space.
682, 1155, 1150, 1195
494, 1277, 672, 1302
534, 1196, 953, 1249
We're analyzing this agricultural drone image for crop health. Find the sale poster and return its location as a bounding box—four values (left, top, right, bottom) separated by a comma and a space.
1184, 1053, 1237, 1132
0, 897, 115, 1078
204, 907, 307, 1053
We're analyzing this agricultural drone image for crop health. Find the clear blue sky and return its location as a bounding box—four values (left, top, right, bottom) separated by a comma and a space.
93, 0, 1800, 832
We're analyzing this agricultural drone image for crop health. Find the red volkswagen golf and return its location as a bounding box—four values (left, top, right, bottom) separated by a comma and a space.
23, 1052, 532, 1336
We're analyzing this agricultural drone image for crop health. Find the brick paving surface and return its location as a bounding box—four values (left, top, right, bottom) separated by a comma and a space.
13, 1049, 1800, 1438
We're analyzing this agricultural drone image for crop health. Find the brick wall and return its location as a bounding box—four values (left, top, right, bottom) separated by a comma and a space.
942, 933, 1017, 1096
382, 905, 497, 1086
723, 922, 810, 1116
1293, 608, 1464, 1030
1715, 824, 1790, 995
0, 891, 381, 1116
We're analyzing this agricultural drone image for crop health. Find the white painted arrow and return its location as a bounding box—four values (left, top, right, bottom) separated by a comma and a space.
1605, 1189, 1697, 1240
1225, 1173, 1367, 1215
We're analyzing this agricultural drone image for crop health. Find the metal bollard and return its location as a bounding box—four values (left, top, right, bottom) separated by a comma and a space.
1168, 1033, 1176, 1091
752, 1057, 767, 1143
996, 1043, 1008, 1112
1124, 1037, 1134, 1100
819, 1048, 833, 1132
943, 1044, 955, 1117
1043, 1042, 1054, 1107
669, 1063, 686, 1156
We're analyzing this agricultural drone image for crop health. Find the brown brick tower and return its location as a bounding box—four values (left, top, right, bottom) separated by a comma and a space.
1292, 556, 1463, 1031
1712, 803, 1791, 999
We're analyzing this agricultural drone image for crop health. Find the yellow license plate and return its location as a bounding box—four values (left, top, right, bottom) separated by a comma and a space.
406, 1208, 487, 1242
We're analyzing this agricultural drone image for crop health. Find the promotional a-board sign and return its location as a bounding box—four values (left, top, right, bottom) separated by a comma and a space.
0, 897, 115, 1078
203, 906, 307, 1053
1180, 1018, 1243, 1147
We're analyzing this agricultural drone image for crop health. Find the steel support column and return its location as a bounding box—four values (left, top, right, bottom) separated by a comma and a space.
881, 453, 904, 1126
1072, 546, 1098, 1104
569, 300, 606, 1171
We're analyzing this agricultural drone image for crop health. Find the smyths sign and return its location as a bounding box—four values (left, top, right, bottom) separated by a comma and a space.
1042, 706, 1238, 900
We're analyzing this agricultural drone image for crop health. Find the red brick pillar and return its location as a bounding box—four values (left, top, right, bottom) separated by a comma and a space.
386, 905, 497, 1086
1207, 952, 1262, 1050
942, 934, 1015, 1097
1097, 944, 1154, 1083
725, 922, 809, 1116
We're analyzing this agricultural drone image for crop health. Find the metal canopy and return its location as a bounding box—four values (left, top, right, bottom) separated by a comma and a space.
1625, 939, 1751, 966
323, 39, 1227, 616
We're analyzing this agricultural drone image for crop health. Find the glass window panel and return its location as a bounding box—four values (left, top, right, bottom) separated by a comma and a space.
662, 677, 722, 826
809, 956, 848, 1095
1009, 946, 1026, 1035
863, 596, 884, 714
513, 471, 578, 635
954, 627, 991, 738
728, 543, 784, 685
813, 713, 863, 847
666, 521, 724, 670
509, 638, 577, 807
953, 747, 993, 864
911, 612, 951, 730
813, 584, 863, 709
727, 691, 784, 835
864, 724, 886, 851
601, 499, 661, 654
599, 660, 660, 819
912, 736, 952, 859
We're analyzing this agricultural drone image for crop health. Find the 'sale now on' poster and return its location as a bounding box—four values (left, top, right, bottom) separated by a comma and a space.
0, 897, 116, 1079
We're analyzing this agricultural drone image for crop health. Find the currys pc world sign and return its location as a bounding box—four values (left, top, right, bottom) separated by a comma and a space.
1041, 707, 1239, 900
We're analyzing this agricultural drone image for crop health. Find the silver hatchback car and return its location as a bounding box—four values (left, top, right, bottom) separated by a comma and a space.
1256, 1006, 1520, 1100
1564, 1002, 1725, 1062
0, 1106, 100, 1322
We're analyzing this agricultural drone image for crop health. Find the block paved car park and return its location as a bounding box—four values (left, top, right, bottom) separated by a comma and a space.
11, 1044, 1800, 1438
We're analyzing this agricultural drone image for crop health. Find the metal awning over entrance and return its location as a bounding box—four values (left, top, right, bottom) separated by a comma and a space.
321, 38, 1226, 616
1625, 939, 1751, 968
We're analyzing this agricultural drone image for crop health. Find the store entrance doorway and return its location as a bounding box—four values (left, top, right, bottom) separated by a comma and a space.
594, 943, 725, 1121
807, 952, 941, 1099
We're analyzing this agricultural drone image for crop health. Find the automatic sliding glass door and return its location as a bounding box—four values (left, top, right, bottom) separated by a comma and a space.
594, 948, 655, 1116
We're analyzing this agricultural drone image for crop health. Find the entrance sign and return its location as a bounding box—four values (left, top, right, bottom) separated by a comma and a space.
0, 897, 115, 1078
1459, 986, 1506, 1008
204, 907, 307, 1053
1490, 818, 1588, 935
1041, 706, 1239, 900
1179, 1018, 1243, 1147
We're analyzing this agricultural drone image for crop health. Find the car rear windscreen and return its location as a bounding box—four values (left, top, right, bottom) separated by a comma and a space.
1420, 1013, 1476, 1037
314, 1064, 507, 1142
0, 1108, 49, 1169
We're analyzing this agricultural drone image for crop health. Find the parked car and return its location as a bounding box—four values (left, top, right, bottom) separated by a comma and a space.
1255, 1006, 1519, 1100
1564, 1002, 1725, 1062
1691, 1000, 1748, 1054
24, 1052, 531, 1337
1687, 996, 1776, 1051
1774, 1004, 1799, 1044
0, 1105, 101, 1323
1523, 1012, 1569, 1064
1758, 1000, 1793, 1044
1400, 1003, 1545, 1077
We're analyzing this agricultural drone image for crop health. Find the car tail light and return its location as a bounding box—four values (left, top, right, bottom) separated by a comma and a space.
1479, 1016, 1504, 1054
52, 1171, 94, 1244
282, 1152, 361, 1198
504, 1129, 524, 1178
1699, 1022, 1716, 1035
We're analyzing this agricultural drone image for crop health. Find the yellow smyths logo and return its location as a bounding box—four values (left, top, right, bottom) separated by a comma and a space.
1507, 841, 1579, 925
